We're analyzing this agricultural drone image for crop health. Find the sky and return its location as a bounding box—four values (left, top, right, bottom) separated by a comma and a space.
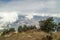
0, 0, 60, 13
0, 0, 60, 17
0, 0, 60, 29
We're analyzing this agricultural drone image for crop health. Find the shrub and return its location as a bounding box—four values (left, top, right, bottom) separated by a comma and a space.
18, 26, 23, 32
39, 17, 57, 33
2, 29, 9, 35
18, 25, 36, 32
9, 28, 15, 32
23, 25, 28, 32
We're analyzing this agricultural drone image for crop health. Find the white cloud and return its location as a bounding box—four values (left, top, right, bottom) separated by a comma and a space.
0, 0, 59, 22
0, 0, 59, 13
25, 12, 60, 20
0, 12, 18, 23
0, 12, 18, 29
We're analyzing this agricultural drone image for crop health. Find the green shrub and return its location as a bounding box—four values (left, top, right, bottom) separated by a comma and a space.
39, 17, 57, 33
2, 29, 9, 36
18, 25, 36, 32
23, 25, 28, 32
9, 28, 15, 32
18, 26, 23, 32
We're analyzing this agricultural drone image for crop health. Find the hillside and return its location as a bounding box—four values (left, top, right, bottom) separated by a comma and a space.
0, 17, 60, 40
0, 29, 60, 40
0, 29, 49, 40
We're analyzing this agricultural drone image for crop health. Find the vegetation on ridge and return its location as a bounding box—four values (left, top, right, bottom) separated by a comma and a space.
0, 17, 60, 40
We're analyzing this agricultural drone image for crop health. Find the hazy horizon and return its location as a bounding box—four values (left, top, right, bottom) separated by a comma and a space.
0, 0, 60, 29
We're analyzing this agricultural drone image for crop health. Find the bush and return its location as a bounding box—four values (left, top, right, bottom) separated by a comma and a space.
39, 17, 57, 33
9, 28, 15, 32
23, 25, 28, 32
18, 25, 37, 32
29, 25, 36, 30
1, 28, 15, 36
18, 26, 23, 32
2, 29, 9, 36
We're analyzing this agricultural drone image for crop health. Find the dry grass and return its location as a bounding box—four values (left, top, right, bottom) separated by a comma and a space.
52, 31, 60, 40
0, 29, 48, 40
0, 29, 60, 40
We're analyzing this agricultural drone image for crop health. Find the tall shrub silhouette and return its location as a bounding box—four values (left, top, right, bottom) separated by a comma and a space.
23, 25, 28, 32
9, 28, 15, 32
18, 25, 36, 32
39, 17, 57, 33
18, 26, 23, 32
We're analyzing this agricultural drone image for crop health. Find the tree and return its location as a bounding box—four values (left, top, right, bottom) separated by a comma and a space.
2, 28, 15, 36
57, 22, 60, 31
29, 25, 36, 29
18, 26, 23, 32
23, 25, 28, 32
9, 28, 15, 32
39, 17, 57, 33
2, 29, 9, 35
58, 23, 60, 25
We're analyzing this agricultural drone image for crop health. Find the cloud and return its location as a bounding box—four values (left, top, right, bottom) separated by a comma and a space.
0, 0, 59, 13
0, 12, 18, 29
25, 12, 60, 19
0, 12, 18, 23
0, 0, 60, 29
34, 13, 60, 18
0, 0, 59, 20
